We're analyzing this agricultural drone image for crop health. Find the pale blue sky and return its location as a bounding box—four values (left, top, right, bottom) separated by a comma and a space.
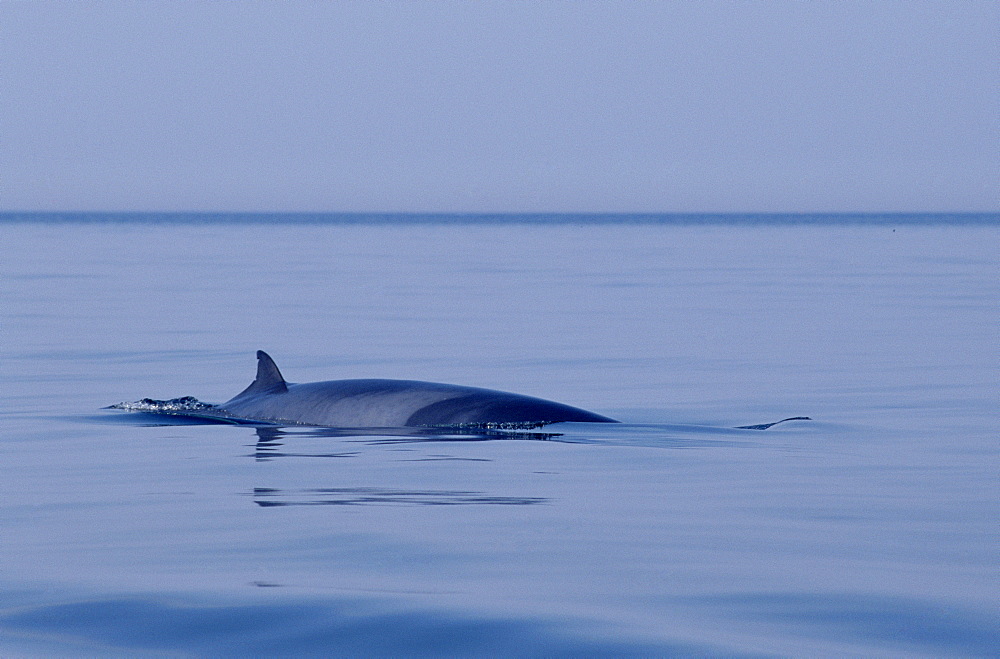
2, 1, 997, 212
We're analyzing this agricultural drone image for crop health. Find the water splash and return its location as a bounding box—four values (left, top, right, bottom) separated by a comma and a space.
106, 396, 215, 412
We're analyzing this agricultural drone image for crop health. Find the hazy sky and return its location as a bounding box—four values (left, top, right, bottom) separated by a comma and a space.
2, 1, 997, 212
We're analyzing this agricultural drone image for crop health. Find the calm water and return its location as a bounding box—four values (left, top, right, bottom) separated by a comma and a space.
1, 215, 997, 656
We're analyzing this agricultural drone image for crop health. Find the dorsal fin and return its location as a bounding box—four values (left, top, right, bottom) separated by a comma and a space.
233, 350, 288, 398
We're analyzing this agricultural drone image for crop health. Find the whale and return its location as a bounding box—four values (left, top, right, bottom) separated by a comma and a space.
110, 351, 809, 431
158, 351, 618, 428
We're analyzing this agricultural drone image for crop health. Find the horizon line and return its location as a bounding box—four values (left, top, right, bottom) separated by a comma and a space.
1, 211, 997, 226
2, 210, 997, 217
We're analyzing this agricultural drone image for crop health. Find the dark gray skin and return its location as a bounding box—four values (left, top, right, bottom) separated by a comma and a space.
210, 351, 618, 428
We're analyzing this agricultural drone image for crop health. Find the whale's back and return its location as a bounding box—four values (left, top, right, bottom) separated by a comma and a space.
220, 377, 616, 427
212, 351, 616, 427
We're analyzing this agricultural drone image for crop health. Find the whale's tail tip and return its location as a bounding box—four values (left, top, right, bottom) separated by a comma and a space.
737, 416, 812, 431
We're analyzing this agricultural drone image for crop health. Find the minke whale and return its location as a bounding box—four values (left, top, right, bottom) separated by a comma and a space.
142, 351, 619, 428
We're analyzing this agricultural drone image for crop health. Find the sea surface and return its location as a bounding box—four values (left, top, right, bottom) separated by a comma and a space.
1, 214, 997, 657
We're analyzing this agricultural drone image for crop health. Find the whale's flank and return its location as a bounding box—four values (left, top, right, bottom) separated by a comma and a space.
211, 351, 618, 428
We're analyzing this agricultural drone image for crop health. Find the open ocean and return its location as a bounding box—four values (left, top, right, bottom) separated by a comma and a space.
1, 213, 997, 657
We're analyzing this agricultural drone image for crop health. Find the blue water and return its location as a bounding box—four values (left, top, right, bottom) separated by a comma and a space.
2, 215, 997, 656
